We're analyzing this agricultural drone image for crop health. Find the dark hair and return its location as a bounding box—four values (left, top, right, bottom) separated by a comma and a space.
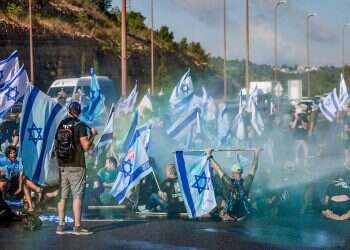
68, 101, 81, 116
106, 157, 118, 167
5, 145, 17, 158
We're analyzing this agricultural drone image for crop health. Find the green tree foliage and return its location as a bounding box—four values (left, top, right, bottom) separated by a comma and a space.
158, 26, 174, 45
127, 11, 146, 31
90, 0, 112, 12
179, 38, 188, 51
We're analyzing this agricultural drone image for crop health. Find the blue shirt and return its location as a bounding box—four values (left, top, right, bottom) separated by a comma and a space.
0, 153, 23, 180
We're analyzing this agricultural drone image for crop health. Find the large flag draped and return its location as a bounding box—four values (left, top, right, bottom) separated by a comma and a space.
20, 85, 66, 185
117, 84, 138, 115
0, 51, 19, 89
166, 106, 201, 141
169, 69, 194, 111
81, 68, 106, 123
320, 88, 341, 122
251, 99, 264, 136
339, 74, 349, 108
174, 151, 217, 218
110, 128, 152, 204
0, 65, 29, 118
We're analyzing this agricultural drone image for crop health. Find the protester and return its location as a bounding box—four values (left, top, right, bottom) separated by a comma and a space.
97, 157, 118, 205
146, 164, 185, 217
55, 101, 97, 235
207, 148, 261, 221
322, 174, 350, 221
343, 104, 350, 169
290, 105, 309, 166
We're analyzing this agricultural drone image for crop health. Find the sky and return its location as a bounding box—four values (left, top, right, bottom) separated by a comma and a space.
112, 0, 350, 67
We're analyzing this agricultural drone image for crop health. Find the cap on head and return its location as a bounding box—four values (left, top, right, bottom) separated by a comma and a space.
231, 163, 242, 173
68, 101, 81, 116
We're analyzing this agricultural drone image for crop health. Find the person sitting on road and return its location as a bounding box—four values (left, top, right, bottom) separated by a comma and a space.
146, 164, 185, 217
0, 146, 43, 212
322, 174, 350, 221
207, 148, 261, 221
98, 157, 118, 205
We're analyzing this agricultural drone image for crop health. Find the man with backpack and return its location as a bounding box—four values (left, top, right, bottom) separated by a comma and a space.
55, 102, 97, 235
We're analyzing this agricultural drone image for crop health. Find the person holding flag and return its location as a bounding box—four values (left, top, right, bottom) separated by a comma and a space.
55, 102, 97, 235
206, 148, 261, 221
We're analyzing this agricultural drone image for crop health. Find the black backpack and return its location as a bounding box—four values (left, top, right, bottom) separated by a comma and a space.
56, 120, 79, 162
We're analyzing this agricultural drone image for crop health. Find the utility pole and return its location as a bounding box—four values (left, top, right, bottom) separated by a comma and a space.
150, 0, 154, 95
223, 0, 227, 101
245, 0, 250, 93
342, 23, 350, 72
121, 0, 127, 97
306, 13, 316, 97
274, 1, 287, 81
29, 0, 34, 83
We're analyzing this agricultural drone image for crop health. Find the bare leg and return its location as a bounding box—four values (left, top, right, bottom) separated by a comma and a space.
57, 199, 66, 225
0, 181, 7, 200
24, 179, 41, 193
72, 198, 82, 227
23, 184, 34, 211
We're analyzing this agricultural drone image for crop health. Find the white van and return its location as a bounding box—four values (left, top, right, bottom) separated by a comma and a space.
47, 76, 119, 110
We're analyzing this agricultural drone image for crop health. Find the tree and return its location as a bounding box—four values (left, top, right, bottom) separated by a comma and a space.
158, 26, 174, 44
179, 37, 188, 51
127, 11, 146, 31
90, 0, 112, 12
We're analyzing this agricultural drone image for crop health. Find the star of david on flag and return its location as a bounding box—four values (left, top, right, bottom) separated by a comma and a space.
110, 127, 152, 204
169, 69, 194, 111
320, 88, 341, 122
20, 85, 66, 185
0, 50, 19, 88
0, 65, 28, 119
174, 151, 217, 218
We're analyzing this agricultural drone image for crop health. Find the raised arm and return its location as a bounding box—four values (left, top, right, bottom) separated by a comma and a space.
207, 149, 224, 178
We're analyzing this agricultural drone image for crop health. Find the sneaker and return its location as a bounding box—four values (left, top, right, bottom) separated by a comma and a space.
56, 224, 66, 235
72, 226, 93, 236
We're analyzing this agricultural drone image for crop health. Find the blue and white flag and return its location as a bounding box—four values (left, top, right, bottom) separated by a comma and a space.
217, 103, 230, 145
205, 96, 217, 121
232, 90, 246, 140
110, 128, 152, 204
246, 87, 259, 113
0, 51, 19, 89
339, 74, 349, 108
320, 88, 341, 122
20, 85, 66, 185
251, 99, 264, 136
122, 111, 138, 152
136, 123, 152, 151
167, 107, 201, 141
174, 151, 217, 218
117, 83, 138, 115
169, 69, 194, 111
93, 103, 115, 154
81, 68, 106, 123
137, 88, 153, 116
0, 65, 29, 118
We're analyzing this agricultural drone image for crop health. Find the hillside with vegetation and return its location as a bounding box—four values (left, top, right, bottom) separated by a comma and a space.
0, 0, 348, 98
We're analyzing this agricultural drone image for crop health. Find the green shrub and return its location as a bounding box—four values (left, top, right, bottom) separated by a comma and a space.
6, 2, 23, 16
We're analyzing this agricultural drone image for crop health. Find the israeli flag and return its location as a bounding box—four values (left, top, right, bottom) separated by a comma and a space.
122, 111, 138, 152
174, 151, 217, 218
81, 68, 106, 123
251, 98, 264, 136
0, 51, 19, 89
217, 103, 230, 145
320, 88, 341, 122
246, 87, 259, 113
93, 103, 115, 154
117, 83, 138, 115
232, 90, 246, 140
110, 127, 152, 204
0, 65, 29, 118
169, 69, 194, 111
339, 74, 349, 108
205, 96, 217, 121
167, 107, 201, 141
137, 88, 153, 116
20, 85, 66, 185
136, 123, 152, 151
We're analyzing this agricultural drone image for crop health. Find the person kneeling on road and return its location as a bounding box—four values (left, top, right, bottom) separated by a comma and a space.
207, 148, 261, 221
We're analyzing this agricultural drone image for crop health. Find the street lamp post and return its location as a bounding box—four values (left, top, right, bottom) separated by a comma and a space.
274, 0, 287, 81
150, 0, 154, 95
245, 0, 250, 94
306, 13, 316, 97
223, 0, 227, 101
121, 0, 127, 97
29, 0, 34, 83
342, 23, 350, 71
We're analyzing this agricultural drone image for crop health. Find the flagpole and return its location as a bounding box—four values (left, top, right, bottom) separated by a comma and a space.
245, 0, 250, 94
121, 0, 128, 97
150, 0, 155, 95
223, 0, 227, 101
29, 0, 34, 83
151, 170, 161, 192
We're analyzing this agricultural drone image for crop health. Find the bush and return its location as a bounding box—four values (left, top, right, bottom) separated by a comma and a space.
6, 2, 23, 16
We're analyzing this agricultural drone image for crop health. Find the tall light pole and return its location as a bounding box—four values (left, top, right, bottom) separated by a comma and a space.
274, 0, 287, 81
306, 13, 316, 97
121, 0, 127, 97
29, 0, 34, 83
245, 0, 250, 93
342, 23, 350, 71
150, 0, 154, 95
223, 0, 227, 100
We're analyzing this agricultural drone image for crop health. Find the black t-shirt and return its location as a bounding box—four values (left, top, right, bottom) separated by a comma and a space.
161, 178, 184, 206
326, 178, 350, 197
293, 114, 308, 140
55, 117, 88, 167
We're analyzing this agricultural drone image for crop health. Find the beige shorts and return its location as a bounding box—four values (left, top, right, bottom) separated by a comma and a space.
59, 167, 86, 200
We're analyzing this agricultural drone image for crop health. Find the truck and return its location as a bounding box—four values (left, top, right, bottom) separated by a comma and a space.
288, 80, 303, 101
